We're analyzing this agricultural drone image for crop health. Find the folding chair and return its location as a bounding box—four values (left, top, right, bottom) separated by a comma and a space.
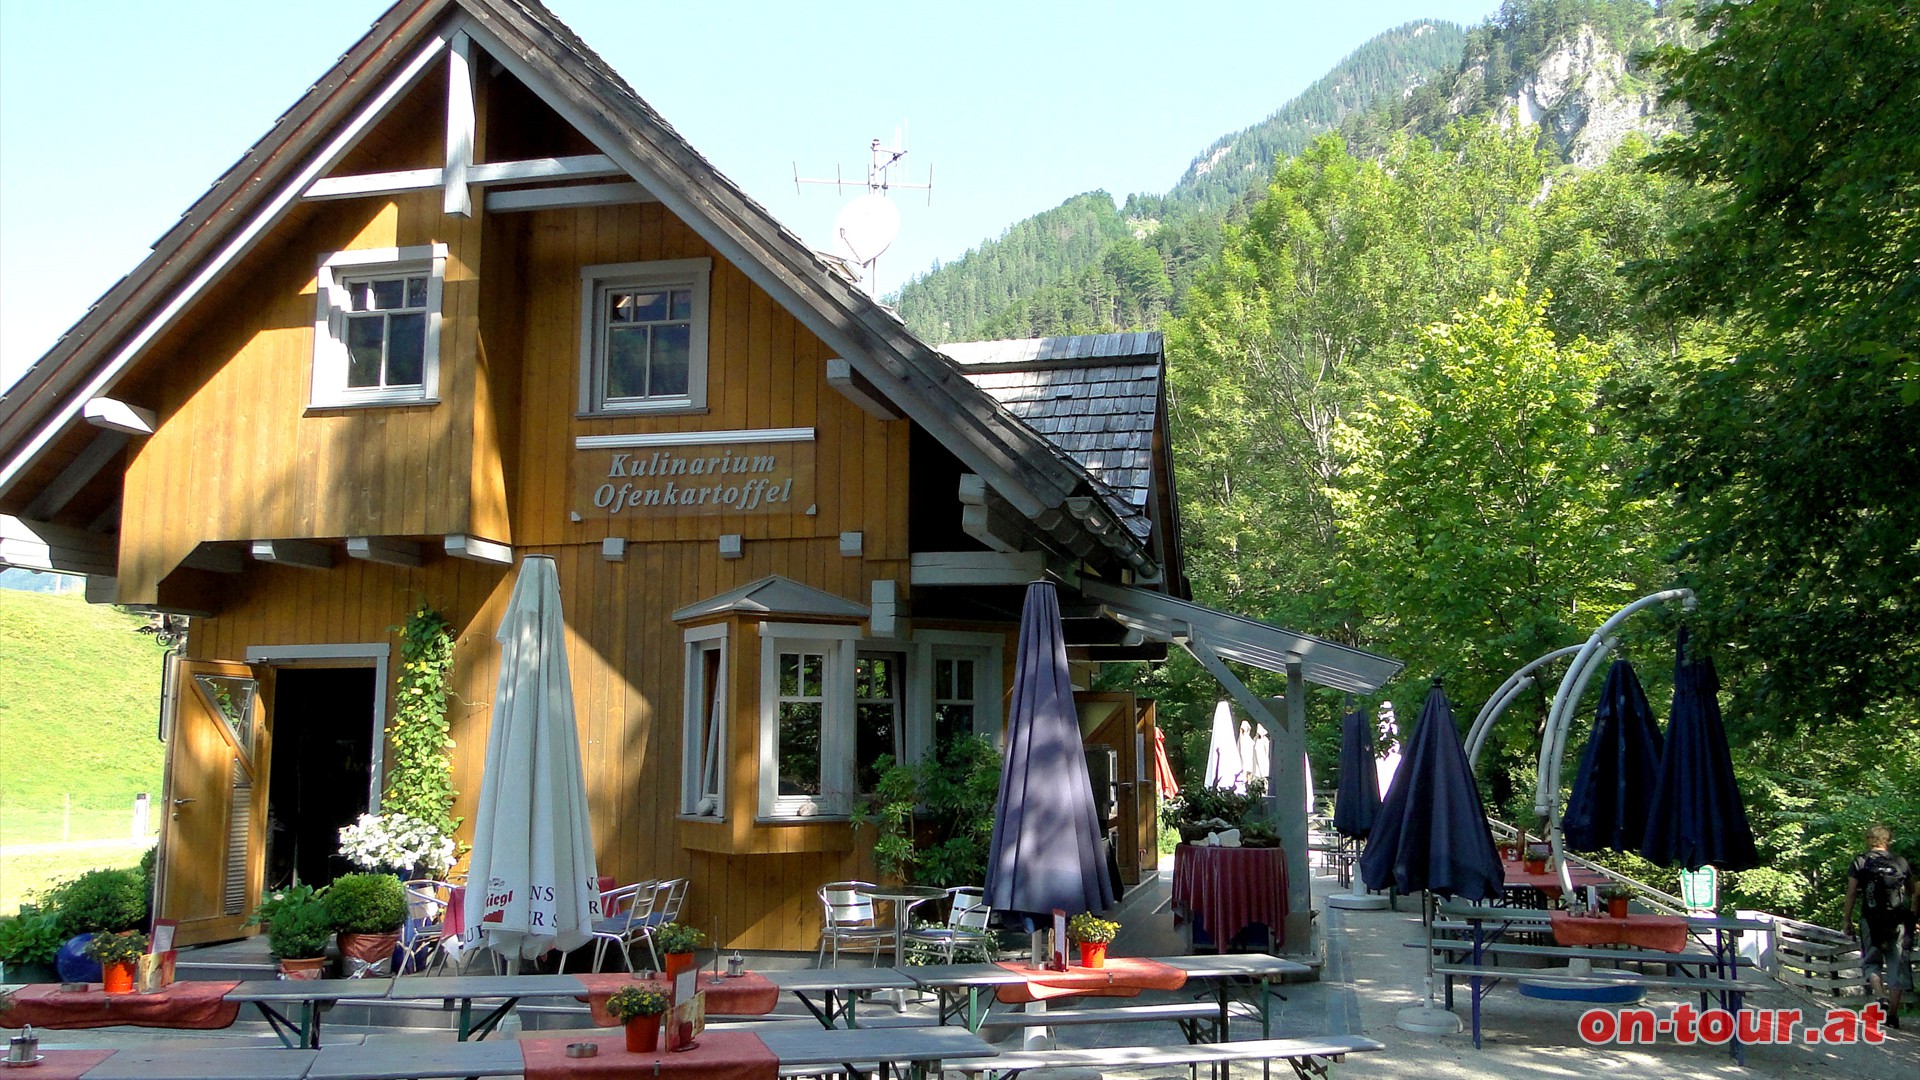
559, 880, 657, 974
398, 880, 451, 976
815, 880, 894, 967
902, 886, 994, 963
630, 877, 689, 972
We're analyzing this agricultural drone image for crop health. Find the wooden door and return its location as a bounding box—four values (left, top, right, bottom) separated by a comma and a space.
155, 657, 272, 945
1136, 700, 1161, 875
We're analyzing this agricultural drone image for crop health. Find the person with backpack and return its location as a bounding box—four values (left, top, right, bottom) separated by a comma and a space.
1841, 824, 1919, 1028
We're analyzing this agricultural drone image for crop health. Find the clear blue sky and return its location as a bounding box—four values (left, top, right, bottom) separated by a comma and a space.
0, 0, 1497, 391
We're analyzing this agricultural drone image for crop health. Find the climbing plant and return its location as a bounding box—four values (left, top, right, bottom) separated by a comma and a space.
384, 606, 459, 842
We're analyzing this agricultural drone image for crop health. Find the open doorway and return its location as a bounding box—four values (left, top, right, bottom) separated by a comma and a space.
266, 667, 377, 887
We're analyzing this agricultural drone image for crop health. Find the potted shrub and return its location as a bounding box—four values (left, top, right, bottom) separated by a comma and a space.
605, 984, 670, 1052
325, 873, 406, 978
249, 886, 332, 979
1066, 912, 1119, 969
0, 907, 67, 984
1522, 843, 1551, 875
83, 930, 147, 994
652, 922, 705, 981
45, 868, 148, 984
1601, 884, 1634, 919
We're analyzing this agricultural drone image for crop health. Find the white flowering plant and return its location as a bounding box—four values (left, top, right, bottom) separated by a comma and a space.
338, 811, 456, 875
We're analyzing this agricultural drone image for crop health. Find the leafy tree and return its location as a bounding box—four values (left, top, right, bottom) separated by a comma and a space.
1327, 285, 1666, 810
1631, 0, 1920, 732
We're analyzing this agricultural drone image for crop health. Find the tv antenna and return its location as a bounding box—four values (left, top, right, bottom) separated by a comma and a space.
794, 126, 933, 294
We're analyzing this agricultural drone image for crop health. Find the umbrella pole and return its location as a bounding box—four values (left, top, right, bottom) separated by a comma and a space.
1396, 891, 1463, 1034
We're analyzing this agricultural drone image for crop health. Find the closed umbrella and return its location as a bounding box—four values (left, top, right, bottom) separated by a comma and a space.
1332, 705, 1381, 841
1359, 679, 1503, 1034
1563, 659, 1664, 855
463, 555, 602, 964
1375, 701, 1402, 798
1152, 727, 1180, 800
1203, 702, 1244, 791
984, 581, 1116, 927
1639, 629, 1759, 871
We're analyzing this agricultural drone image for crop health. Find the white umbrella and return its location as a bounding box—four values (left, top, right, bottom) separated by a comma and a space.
1236, 721, 1257, 793
1375, 700, 1403, 800
463, 555, 601, 963
1203, 702, 1244, 791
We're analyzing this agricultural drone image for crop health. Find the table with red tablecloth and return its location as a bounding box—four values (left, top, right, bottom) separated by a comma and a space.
521, 1029, 777, 1080
1170, 844, 1288, 949
1499, 858, 1607, 900
3, 1049, 114, 1080
992, 958, 1186, 1004
1550, 911, 1690, 953
0, 980, 241, 1030
578, 972, 779, 1026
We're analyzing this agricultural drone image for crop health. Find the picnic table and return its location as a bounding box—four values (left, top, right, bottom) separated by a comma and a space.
0, 981, 241, 1032
991, 958, 1186, 1004
900, 964, 1030, 1031
225, 977, 393, 1048
385, 972, 588, 1040
763, 966, 918, 1029
1549, 911, 1689, 952
578, 971, 779, 1026
66, 1045, 318, 1080
760, 1022, 996, 1080
1171, 844, 1289, 950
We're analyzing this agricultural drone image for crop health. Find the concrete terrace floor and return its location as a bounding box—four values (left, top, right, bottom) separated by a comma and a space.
21, 864, 1920, 1078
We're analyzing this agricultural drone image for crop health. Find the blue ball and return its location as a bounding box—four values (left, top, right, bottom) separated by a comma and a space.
55, 934, 104, 984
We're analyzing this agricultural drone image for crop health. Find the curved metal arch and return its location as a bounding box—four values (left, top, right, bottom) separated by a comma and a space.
1465, 643, 1587, 770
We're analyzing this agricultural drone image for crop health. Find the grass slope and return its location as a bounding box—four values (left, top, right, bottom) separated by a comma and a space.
0, 591, 167, 849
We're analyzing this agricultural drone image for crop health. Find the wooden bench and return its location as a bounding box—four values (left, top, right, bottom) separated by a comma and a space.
949, 1035, 1385, 1080
976, 999, 1233, 1040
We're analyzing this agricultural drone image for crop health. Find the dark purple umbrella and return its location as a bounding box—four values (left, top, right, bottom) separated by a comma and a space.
1359, 680, 1504, 901
1563, 659, 1664, 854
985, 582, 1116, 925
1331, 704, 1381, 840
1639, 629, 1759, 871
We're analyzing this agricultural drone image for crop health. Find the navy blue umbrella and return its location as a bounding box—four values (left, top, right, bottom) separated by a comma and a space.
985, 582, 1115, 926
1563, 659, 1664, 854
1639, 628, 1759, 871
1332, 704, 1381, 840
1359, 680, 1504, 901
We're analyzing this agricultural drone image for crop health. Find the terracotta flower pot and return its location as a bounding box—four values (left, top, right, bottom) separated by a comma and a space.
1522, 858, 1546, 875
338, 931, 401, 978
625, 1013, 662, 1053
1077, 942, 1108, 969
101, 960, 136, 994
278, 956, 328, 980
663, 950, 697, 983
1607, 896, 1630, 919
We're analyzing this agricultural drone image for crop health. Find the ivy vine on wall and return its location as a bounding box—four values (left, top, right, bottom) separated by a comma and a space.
385, 606, 459, 842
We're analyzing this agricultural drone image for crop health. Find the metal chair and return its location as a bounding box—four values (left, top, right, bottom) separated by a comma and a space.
398, 880, 451, 976
902, 886, 994, 963
815, 880, 894, 967
560, 879, 657, 974
629, 877, 690, 972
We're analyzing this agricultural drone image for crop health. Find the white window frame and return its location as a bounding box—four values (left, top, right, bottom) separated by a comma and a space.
578, 257, 712, 416
854, 648, 908, 796
311, 244, 447, 408
681, 623, 729, 819
906, 630, 1004, 762
758, 621, 859, 820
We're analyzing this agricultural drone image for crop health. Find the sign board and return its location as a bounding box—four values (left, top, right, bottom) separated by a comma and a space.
1679, 866, 1718, 912
573, 428, 815, 521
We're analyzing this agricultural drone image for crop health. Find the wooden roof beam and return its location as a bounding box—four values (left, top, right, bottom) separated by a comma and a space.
0, 515, 116, 576
251, 539, 334, 570
83, 398, 155, 436
826, 358, 903, 421
22, 430, 128, 520
347, 536, 424, 567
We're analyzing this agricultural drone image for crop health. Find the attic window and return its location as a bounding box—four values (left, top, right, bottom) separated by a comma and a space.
579, 258, 711, 415
311, 244, 446, 408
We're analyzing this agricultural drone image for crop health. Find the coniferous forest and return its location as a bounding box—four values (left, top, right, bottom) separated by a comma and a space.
907, 0, 1920, 929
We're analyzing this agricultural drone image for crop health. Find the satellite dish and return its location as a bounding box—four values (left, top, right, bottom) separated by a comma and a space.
832, 193, 900, 265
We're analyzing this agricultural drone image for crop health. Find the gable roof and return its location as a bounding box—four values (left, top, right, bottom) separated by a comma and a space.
672, 575, 871, 623
946, 334, 1164, 542
0, 0, 1158, 582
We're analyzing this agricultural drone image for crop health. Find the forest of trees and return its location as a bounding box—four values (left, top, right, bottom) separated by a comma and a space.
904, 0, 1910, 929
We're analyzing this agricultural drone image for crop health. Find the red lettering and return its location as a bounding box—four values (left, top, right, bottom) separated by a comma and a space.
1578, 1009, 1616, 1044
1697, 1008, 1733, 1045
1672, 1003, 1698, 1043
1822, 1010, 1856, 1044
1618, 1008, 1657, 1044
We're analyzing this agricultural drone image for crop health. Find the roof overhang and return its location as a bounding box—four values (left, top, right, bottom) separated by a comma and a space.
1077, 578, 1403, 694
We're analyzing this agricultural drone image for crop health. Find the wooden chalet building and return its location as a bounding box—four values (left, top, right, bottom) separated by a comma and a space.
0, 0, 1398, 950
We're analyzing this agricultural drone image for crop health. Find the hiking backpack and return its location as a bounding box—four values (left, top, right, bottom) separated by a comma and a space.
1861, 851, 1910, 925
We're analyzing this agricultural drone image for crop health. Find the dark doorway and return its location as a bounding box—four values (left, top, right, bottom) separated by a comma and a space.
266, 667, 376, 887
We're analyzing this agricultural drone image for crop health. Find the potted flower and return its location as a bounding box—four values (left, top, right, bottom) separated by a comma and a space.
652, 922, 705, 981
0, 907, 67, 984
1066, 912, 1119, 969
1522, 843, 1551, 875
605, 984, 670, 1052
248, 886, 332, 979
83, 930, 148, 994
1600, 884, 1634, 919
324, 873, 407, 977
338, 812, 457, 878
